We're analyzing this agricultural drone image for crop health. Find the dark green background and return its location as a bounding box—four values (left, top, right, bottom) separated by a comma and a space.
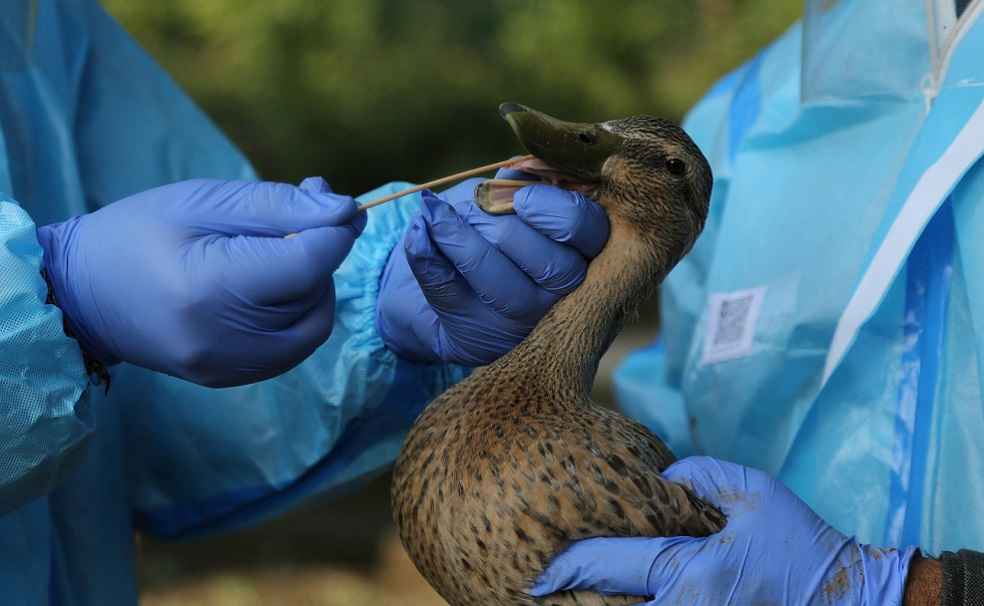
104, 1, 800, 196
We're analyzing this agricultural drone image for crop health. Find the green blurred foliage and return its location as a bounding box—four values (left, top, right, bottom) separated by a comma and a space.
102, 1, 801, 196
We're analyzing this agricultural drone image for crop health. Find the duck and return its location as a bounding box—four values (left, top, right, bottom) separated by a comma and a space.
391, 102, 722, 606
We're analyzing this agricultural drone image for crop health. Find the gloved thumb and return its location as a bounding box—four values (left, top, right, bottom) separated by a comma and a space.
530, 536, 706, 598
403, 212, 475, 314
298, 176, 336, 194
192, 179, 363, 235
298, 176, 368, 234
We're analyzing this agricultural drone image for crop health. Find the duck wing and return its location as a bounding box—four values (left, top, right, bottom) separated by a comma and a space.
393, 397, 724, 606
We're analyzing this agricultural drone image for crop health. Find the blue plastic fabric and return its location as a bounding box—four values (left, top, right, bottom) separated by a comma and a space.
617, 0, 984, 555
0, 201, 89, 514
0, 2, 465, 604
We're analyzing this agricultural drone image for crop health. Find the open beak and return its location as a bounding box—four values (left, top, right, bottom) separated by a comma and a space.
476, 102, 622, 214
500, 102, 622, 181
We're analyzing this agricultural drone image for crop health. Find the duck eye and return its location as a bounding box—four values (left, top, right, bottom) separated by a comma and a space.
666, 158, 686, 175
578, 131, 597, 144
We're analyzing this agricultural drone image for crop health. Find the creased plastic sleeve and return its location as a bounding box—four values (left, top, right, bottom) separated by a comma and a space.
0, 197, 90, 514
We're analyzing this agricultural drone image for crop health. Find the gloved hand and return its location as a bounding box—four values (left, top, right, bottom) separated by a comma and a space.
376, 170, 609, 366
38, 177, 365, 388
533, 457, 916, 605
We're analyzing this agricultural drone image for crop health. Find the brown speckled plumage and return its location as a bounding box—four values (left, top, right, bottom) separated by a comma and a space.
392, 113, 720, 605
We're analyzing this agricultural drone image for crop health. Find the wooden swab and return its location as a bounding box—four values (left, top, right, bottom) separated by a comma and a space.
355, 155, 534, 212
284, 156, 535, 239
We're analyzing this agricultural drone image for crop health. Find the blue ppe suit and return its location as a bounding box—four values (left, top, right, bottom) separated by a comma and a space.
0, 2, 465, 604
618, 0, 984, 555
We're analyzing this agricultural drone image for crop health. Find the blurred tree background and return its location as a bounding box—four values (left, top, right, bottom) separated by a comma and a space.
99, 1, 802, 604
103, 0, 799, 195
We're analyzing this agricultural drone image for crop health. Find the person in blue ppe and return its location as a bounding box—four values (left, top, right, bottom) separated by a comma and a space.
0, 2, 612, 604
535, 1, 984, 604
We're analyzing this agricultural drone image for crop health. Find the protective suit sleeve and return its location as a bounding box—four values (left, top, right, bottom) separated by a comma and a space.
0, 0, 250, 515
0, 196, 90, 513
114, 183, 470, 539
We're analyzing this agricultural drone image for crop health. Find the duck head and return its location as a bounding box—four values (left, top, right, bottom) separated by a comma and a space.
487, 102, 713, 266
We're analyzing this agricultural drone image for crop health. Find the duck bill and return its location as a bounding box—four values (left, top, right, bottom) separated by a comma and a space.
498, 102, 622, 182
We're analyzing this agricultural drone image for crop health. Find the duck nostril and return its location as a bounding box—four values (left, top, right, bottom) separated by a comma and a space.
578, 131, 597, 145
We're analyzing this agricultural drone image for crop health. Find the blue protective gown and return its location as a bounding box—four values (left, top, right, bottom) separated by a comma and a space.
0, 2, 466, 604
617, 0, 984, 555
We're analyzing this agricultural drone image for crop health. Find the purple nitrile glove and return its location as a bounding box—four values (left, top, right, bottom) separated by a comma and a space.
37, 177, 365, 387
376, 170, 609, 366
533, 457, 916, 605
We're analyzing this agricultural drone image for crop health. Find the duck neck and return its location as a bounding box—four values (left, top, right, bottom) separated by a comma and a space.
503, 221, 668, 395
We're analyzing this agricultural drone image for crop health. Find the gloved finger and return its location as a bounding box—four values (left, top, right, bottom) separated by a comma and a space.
269, 284, 337, 357
403, 214, 481, 317
404, 216, 511, 368
403, 303, 445, 360
213, 287, 336, 386
298, 176, 335, 194
513, 184, 609, 258
409, 301, 503, 367
438, 182, 587, 294
293, 223, 363, 271
202, 179, 361, 235
438, 177, 485, 209
530, 536, 703, 597
464, 211, 587, 295
351, 207, 368, 235
661, 456, 764, 517
495, 156, 540, 181
219, 224, 358, 306
296, 176, 368, 234
494, 167, 539, 181
421, 192, 548, 321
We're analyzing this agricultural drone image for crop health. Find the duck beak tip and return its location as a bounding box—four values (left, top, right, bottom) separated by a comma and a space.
498, 102, 528, 119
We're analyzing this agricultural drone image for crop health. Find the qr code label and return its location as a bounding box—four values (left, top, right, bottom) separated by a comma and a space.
701, 287, 766, 365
